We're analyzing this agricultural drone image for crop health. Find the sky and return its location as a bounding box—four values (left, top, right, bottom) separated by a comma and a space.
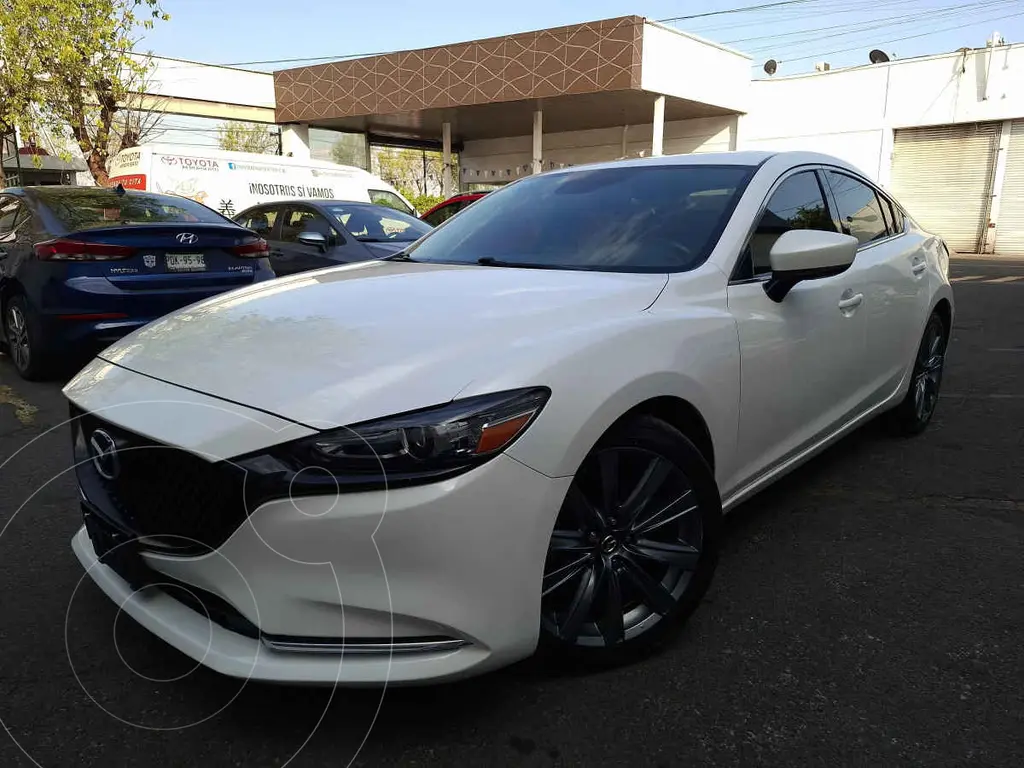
139, 0, 1024, 77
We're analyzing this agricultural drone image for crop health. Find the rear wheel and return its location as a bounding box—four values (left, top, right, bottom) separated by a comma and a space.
884, 311, 948, 436
539, 415, 721, 668
4, 295, 50, 381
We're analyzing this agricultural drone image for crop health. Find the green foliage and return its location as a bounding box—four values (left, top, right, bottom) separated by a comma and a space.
406, 194, 445, 213
217, 121, 280, 154
0, 0, 170, 186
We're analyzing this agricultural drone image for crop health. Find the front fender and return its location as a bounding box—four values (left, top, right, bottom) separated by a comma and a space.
488, 310, 741, 486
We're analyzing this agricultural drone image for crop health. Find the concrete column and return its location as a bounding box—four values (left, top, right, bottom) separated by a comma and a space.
532, 109, 543, 174
442, 122, 452, 197
652, 95, 666, 157
364, 136, 373, 172
280, 124, 311, 159
621, 125, 629, 158
982, 119, 1014, 254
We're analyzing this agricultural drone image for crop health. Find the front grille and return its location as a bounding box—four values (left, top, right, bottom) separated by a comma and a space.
71, 404, 250, 554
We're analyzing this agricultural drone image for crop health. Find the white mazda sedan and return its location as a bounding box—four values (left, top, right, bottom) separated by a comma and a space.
65, 151, 953, 686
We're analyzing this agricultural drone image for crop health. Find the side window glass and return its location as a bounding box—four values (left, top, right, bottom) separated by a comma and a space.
878, 195, 895, 235
0, 199, 20, 240
887, 199, 905, 233
281, 208, 334, 244
369, 189, 415, 217
747, 171, 835, 277
423, 201, 460, 227
245, 208, 278, 239
825, 171, 889, 245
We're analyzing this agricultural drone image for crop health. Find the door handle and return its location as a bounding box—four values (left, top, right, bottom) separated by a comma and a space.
912, 261, 927, 276
838, 293, 864, 311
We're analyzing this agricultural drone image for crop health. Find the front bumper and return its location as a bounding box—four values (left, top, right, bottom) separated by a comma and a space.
72, 451, 571, 686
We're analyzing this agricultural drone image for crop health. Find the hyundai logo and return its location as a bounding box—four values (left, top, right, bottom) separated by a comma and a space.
89, 429, 120, 480
176, 232, 199, 245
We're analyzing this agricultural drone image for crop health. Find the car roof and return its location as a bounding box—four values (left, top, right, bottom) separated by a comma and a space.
544, 150, 862, 176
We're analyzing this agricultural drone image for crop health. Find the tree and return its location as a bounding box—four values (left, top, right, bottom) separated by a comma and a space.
217, 121, 280, 155
0, 1, 59, 186
39, 0, 170, 186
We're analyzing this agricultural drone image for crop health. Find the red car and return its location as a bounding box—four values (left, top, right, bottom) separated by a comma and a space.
419, 192, 489, 226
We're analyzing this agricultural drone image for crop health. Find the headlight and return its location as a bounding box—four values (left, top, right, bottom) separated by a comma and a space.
237, 387, 550, 495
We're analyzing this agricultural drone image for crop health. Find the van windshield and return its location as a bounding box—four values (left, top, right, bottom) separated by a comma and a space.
325, 203, 432, 242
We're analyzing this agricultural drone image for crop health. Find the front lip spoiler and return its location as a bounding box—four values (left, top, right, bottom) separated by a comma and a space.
261, 637, 469, 656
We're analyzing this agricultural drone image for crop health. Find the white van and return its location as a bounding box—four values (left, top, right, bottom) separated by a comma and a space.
107, 143, 417, 218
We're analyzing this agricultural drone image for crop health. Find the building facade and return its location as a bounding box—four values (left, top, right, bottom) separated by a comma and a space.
11, 16, 1023, 254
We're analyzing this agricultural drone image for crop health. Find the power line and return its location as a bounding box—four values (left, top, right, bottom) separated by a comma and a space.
762, 7, 1024, 66
725, 0, 1012, 46
655, 0, 816, 23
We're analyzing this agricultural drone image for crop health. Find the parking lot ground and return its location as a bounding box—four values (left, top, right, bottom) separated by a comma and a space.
1, 258, 1022, 768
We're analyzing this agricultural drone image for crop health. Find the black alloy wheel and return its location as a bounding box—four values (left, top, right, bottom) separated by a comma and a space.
539, 415, 721, 666
885, 311, 948, 436
4, 295, 48, 381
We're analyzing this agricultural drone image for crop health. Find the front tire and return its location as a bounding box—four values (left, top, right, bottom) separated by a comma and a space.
884, 310, 948, 436
538, 414, 721, 668
4, 295, 50, 381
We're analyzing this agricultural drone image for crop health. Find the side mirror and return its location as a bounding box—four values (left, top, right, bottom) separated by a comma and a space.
763, 229, 859, 303
297, 230, 328, 250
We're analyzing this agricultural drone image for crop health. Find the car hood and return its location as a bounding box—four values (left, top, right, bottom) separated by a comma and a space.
96, 260, 667, 429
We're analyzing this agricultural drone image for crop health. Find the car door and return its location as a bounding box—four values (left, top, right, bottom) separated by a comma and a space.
822, 169, 927, 405
724, 168, 871, 492
274, 205, 341, 275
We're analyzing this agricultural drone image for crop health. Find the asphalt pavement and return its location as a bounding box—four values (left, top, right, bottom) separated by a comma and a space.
0, 258, 1022, 767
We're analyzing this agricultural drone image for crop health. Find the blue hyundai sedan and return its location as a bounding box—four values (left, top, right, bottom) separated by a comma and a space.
0, 185, 275, 380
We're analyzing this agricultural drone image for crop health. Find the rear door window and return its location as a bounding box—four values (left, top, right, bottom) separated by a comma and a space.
824, 171, 890, 245
423, 200, 462, 227
240, 207, 278, 239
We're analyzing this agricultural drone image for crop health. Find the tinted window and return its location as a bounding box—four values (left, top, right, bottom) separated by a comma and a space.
240, 207, 278, 239
0, 198, 20, 236
280, 208, 336, 244
404, 165, 755, 273
368, 189, 415, 216
825, 171, 889, 245
886, 197, 905, 233
422, 201, 462, 227
325, 203, 431, 242
744, 171, 835, 278
33, 188, 232, 231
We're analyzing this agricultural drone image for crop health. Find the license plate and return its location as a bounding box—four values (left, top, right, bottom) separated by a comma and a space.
83, 506, 151, 589
166, 252, 206, 271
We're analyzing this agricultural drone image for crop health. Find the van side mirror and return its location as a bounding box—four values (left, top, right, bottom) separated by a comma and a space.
297, 231, 328, 250
763, 229, 859, 302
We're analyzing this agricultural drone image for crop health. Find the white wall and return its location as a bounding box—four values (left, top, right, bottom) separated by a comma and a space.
641, 22, 750, 114
460, 115, 737, 182
138, 55, 276, 110
741, 43, 1024, 187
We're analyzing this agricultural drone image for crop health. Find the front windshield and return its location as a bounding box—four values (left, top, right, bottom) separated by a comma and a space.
326, 204, 431, 243
404, 164, 755, 272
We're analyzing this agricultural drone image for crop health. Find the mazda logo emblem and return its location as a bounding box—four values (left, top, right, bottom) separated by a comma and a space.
176, 232, 199, 245
89, 429, 120, 480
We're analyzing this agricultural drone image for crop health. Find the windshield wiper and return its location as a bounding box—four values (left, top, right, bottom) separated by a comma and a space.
382, 251, 417, 261
475, 257, 561, 270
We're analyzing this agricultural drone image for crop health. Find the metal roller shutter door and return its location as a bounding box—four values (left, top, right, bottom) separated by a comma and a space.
891, 123, 1001, 253
996, 120, 1024, 255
